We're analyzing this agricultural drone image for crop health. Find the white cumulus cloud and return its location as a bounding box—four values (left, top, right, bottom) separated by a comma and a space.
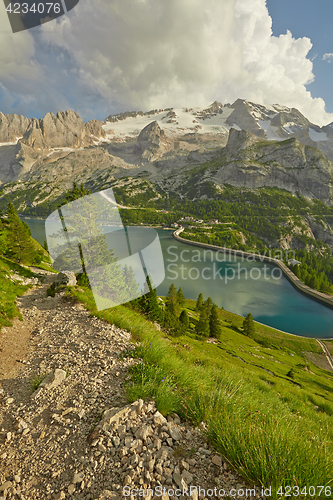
0, 0, 332, 125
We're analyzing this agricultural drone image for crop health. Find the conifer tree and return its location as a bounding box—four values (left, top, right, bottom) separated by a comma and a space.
140, 275, 161, 321
209, 303, 221, 338
6, 203, 35, 263
243, 313, 255, 337
195, 307, 210, 337
195, 293, 204, 311
64, 181, 91, 203
179, 309, 189, 329
0, 213, 7, 255
176, 287, 186, 307
165, 283, 180, 317
204, 297, 213, 315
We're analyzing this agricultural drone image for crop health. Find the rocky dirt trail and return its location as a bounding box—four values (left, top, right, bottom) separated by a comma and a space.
0, 271, 266, 500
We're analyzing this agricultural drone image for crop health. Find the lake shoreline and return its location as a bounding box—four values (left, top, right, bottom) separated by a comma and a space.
21, 217, 333, 338
173, 227, 333, 313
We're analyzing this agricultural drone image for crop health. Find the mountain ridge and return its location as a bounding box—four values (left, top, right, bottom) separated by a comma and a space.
1, 98, 333, 217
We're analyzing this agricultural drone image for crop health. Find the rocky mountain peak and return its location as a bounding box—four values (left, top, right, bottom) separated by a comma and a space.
225, 127, 261, 153
203, 101, 224, 114
19, 111, 105, 150
136, 121, 169, 161
226, 100, 265, 137
137, 120, 165, 146
0, 112, 31, 143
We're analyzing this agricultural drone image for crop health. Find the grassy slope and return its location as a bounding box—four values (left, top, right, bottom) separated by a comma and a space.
67, 286, 333, 497
0, 256, 35, 330
0, 236, 55, 331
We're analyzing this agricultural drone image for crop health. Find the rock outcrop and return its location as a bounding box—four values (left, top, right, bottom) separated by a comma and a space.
0, 111, 106, 152
85, 119, 106, 142
136, 121, 169, 161
21, 111, 87, 149
0, 112, 30, 143
212, 130, 333, 204
226, 99, 265, 138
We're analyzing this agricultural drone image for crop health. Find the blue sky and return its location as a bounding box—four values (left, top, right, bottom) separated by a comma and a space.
267, 0, 333, 113
0, 0, 333, 125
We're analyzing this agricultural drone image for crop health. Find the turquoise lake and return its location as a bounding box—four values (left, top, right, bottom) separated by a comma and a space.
23, 218, 333, 339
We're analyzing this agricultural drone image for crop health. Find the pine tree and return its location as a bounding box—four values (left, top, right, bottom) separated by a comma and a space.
122, 265, 140, 302
6, 203, 36, 263
165, 283, 180, 317
195, 293, 204, 311
64, 181, 91, 203
140, 275, 161, 321
176, 287, 186, 307
243, 313, 255, 337
209, 304, 221, 338
0, 214, 7, 256
195, 307, 210, 337
179, 309, 189, 329
204, 297, 213, 315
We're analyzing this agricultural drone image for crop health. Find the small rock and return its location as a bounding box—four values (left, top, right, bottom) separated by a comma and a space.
173, 472, 182, 488
5, 398, 14, 405
123, 475, 132, 486
72, 472, 84, 484
212, 455, 222, 467
180, 460, 189, 470
54, 492, 66, 500
0, 481, 12, 492
154, 411, 167, 426
124, 436, 133, 448
112, 436, 120, 447
135, 424, 153, 441
136, 399, 144, 415
190, 490, 198, 500
182, 470, 193, 484
156, 446, 173, 461
169, 427, 182, 441
39, 368, 67, 390
68, 484, 75, 495
13, 475, 21, 483
14, 419, 28, 431
98, 491, 120, 500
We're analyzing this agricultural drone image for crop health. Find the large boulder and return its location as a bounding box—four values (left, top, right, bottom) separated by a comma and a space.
51, 271, 77, 288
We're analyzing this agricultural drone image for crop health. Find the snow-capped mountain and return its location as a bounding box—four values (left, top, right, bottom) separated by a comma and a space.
1, 98, 333, 215
103, 99, 333, 157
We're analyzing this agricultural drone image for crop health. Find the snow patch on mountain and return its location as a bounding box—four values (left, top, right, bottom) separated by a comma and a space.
308, 128, 329, 142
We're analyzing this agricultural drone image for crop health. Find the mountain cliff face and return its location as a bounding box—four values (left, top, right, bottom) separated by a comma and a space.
213, 130, 333, 203
0, 112, 30, 143
136, 121, 170, 160
151, 128, 333, 206
20, 111, 106, 150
